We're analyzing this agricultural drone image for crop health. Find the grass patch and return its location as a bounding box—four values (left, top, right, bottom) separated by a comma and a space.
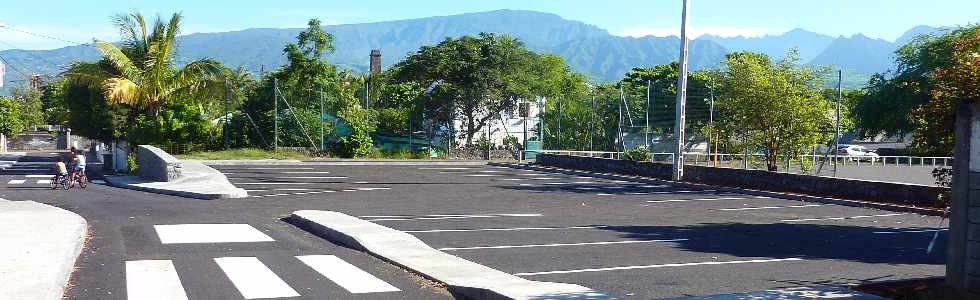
177, 148, 316, 160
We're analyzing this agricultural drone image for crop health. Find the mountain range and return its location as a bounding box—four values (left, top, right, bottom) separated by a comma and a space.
0, 10, 945, 89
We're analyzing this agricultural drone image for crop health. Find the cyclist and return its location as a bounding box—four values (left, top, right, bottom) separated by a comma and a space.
71, 149, 87, 187
52, 157, 68, 189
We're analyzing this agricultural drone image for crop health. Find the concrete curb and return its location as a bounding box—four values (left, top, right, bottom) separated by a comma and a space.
491, 162, 944, 217
0, 198, 87, 300
662, 286, 888, 299
288, 210, 621, 300
197, 159, 493, 166
103, 175, 246, 200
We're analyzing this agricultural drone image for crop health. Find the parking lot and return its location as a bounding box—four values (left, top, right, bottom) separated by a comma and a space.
212, 163, 947, 299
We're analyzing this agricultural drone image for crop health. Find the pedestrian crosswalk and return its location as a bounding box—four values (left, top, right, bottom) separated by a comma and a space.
127, 223, 402, 299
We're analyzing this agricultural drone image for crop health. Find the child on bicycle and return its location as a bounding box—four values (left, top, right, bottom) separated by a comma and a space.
72, 149, 86, 179
53, 157, 68, 180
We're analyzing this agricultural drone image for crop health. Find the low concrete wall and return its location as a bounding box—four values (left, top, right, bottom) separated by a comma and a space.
136, 145, 181, 182
538, 154, 946, 208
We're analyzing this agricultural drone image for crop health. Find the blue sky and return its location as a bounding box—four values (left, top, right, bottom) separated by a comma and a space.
1, 0, 978, 50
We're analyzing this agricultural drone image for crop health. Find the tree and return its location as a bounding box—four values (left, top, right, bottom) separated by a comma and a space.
64, 12, 223, 117
9, 87, 44, 130
621, 63, 714, 135
390, 33, 541, 145
0, 97, 24, 137
714, 50, 833, 171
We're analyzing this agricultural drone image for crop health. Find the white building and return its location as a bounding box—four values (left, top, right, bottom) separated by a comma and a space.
455, 100, 543, 147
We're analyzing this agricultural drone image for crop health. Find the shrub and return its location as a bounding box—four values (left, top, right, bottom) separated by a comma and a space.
338, 132, 373, 158
622, 146, 650, 162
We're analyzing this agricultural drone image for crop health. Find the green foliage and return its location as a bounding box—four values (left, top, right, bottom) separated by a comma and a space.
338, 132, 373, 158
127, 155, 138, 174
621, 146, 650, 162
9, 87, 44, 130
714, 50, 833, 171
621, 62, 714, 133
0, 97, 25, 136
127, 102, 215, 146
178, 148, 316, 160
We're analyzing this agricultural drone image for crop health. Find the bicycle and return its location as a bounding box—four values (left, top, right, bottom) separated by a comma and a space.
50, 174, 71, 190
71, 170, 88, 189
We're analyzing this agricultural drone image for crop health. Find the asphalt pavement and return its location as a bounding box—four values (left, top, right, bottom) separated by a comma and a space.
0, 153, 945, 299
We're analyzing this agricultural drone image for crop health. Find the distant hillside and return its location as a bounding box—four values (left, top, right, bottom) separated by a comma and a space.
0, 9, 947, 89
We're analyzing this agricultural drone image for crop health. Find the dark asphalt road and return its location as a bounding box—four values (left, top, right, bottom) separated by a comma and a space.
0, 153, 449, 300
0, 153, 945, 299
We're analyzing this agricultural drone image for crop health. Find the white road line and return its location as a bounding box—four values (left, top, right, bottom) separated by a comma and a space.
419, 167, 476, 170
513, 258, 804, 276
495, 178, 527, 181
355, 187, 391, 191
246, 167, 315, 170
297, 255, 400, 293
646, 196, 768, 203
92, 180, 106, 184
517, 173, 549, 176
154, 224, 275, 244
280, 171, 331, 174
464, 174, 501, 177
126, 260, 188, 300
874, 229, 948, 234
366, 213, 542, 221
7, 179, 25, 184
781, 213, 907, 222
235, 182, 322, 185
279, 176, 349, 179
25, 175, 52, 178
245, 189, 269, 192
612, 190, 718, 196
405, 225, 610, 233
439, 239, 687, 251
214, 257, 300, 299
37, 180, 51, 184
716, 204, 824, 211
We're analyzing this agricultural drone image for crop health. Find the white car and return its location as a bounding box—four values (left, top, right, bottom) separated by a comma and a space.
836, 145, 880, 162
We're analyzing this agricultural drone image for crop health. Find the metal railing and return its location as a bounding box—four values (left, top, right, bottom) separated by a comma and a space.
532, 150, 953, 168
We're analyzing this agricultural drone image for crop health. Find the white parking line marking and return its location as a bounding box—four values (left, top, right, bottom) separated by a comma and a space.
214, 257, 300, 299
154, 224, 275, 244
126, 260, 189, 300
439, 239, 688, 251
280, 171, 331, 174
611, 190, 719, 196
419, 167, 476, 170
92, 180, 106, 184
355, 187, 391, 191
245, 189, 269, 192
647, 196, 768, 203
781, 213, 907, 222
517, 173, 549, 176
716, 204, 824, 211
236, 182, 322, 185
246, 167, 315, 170
297, 255, 400, 293
7, 179, 25, 184
495, 178, 527, 181
405, 225, 612, 233
366, 213, 542, 221
513, 258, 804, 276
465, 174, 501, 177
279, 176, 348, 179
874, 229, 948, 234
25, 175, 52, 178
37, 180, 51, 184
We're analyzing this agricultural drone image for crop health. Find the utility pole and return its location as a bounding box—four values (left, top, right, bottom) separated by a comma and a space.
646, 80, 651, 150
523, 100, 528, 161
273, 78, 279, 153
708, 86, 715, 166
223, 78, 229, 150
834, 69, 842, 177
618, 86, 625, 151
319, 87, 324, 152
557, 97, 562, 150
589, 94, 595, 152
673, 0, 691, 181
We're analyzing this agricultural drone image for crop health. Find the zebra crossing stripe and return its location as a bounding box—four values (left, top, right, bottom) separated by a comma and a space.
7, 179, 25, 184
214, 257, 300, 299
296, 255, 400, 293
126, 260, 189, 300
37, 180, 51, 184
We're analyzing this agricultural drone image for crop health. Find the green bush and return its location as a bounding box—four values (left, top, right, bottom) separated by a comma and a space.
127, 155, 139, 174
621, 146, 650, 162
338, 132, 373, 158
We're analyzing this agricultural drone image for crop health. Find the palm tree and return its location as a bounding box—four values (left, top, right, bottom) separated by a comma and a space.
65, 12, 223, 116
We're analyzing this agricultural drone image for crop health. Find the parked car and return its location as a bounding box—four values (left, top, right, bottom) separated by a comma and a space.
836, 145, 880, 162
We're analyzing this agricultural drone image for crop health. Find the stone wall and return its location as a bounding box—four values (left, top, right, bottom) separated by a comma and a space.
136, 145, 182, 182
948, 102, 979, 298
538, 154, 945, 208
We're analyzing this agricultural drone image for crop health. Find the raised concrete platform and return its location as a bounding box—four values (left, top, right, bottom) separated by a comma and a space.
198, 159, 491, 166
289, 210, 620, 300
105, 160, 248, 200
0, 198, 88, 300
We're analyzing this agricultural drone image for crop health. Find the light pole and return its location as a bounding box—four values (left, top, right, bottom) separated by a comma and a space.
672, 0, 691, 181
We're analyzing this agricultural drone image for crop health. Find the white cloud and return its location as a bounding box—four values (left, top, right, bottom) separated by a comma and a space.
616, 26, 786, 39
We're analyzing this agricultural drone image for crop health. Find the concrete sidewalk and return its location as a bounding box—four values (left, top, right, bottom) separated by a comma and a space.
105, 160, 248, 199
664, 286, 887, 299
0, 198, 88, 300
197, 159, 492, 166
289, 210, 619, 300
